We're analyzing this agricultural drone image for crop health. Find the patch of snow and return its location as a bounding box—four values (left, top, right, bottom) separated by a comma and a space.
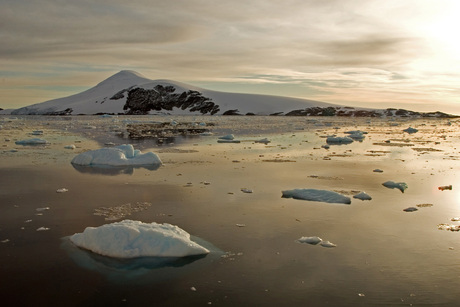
282, 189, 351, 204
69, 220, 210, 258
71, 144, 162, 167
15, 138, 50, 145
382, 181, 408, 193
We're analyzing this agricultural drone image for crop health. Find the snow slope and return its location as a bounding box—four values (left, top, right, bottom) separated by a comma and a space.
10, 70, 335, 115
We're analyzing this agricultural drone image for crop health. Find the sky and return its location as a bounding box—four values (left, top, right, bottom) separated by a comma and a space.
1, 0, 460, 113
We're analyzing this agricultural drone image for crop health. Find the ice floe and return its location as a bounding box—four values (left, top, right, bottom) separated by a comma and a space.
353, 192, 372, 201
282, 189, 351, 204
56, 188, 68, 193
403, 207, 418, 212
297, 236, 322, 245
326, 136, 354, 145
219, 134, 235, 140
69, 220, 210, 258
15, 138, 50, 145
71, 144, 162, 167
64, 145, 76, 149
403, 127, 418, 134
382, 181, 408, 193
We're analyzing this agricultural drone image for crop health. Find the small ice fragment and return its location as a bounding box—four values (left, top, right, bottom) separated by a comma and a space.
297, 236, 322, 245
451, 217, 460, 221
1, 239, 10, 243
255, 138, 270, 144
321, 145, 330, 149
326, 136, 353, 144
31, 130, 44, 135
64, 145, 76, 149
36, 227, 50, 231
373, 169, 383, 173
358, 293, 365, 297
56, 188, 68, 193
403, 207, 418, 212
219, 134, 234, 140
15, 138, 49, 145
190, 287, 197, 292
236, 224, 246, 227
36, 207, 50, 212
282, 189, 351, 204
403, 127, 418, 134
438, 185, 452, 191
241, 188, 253, 193
25, 220, 32, 223
320, 241, 337, 248
382, 181, 408, 193
217, 139, 240, 143
353, 192, 372, 201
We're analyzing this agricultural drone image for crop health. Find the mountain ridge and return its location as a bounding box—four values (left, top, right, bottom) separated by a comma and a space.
4, 71, 458, 118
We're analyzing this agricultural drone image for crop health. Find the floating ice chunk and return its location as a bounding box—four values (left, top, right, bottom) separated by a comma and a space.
326, 136, 353, 145
36, 207, 50, 212
37, 227, 50, 231
71, 144, 162, 167
15, 138, 49, 145
403, 207, 418, 212
353, 192, 372, 201
217, 139, 240, 143
69, 220, 210, 258
403, 127, 418, 134
282, 189, 351, 204
255, 138, 271, 144
56, 188, 68, 193
219, 134, 234, 140
64, 145, 76, 149
320, 241, 337, 248
241, 188, 253, 193
382, 181, 408, 193
373, 169, 384, 173
31, 130, 44, 135
297, 236, 323, 245
345, 130, 366, 140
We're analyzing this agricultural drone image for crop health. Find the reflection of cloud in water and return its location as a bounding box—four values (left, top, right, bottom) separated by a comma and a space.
71, 163, 160, 176
61, 236, 222, 284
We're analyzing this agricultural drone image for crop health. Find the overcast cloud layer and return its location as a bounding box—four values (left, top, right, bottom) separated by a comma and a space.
1, 0, 460, 113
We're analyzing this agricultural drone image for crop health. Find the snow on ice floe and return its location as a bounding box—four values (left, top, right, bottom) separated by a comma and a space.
15, 138, 50, 145
71, 144, 162, 167
353, 192, 372, 201
69, 220, 210, 258
382, 181, 408, 193
326, 136, 354, 145
282, 189, 351, 204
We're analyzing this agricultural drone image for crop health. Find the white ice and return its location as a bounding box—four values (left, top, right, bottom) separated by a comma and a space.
282, 189, 351, 204
71, 144, 162, 167
297, 236, 323, 245
69, 220, 210, 258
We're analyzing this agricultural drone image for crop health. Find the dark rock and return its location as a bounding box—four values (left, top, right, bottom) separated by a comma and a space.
123, 85, 219, 115
223, 109, 242, 116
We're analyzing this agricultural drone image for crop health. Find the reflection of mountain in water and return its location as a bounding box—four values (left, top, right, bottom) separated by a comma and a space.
71, 163, 160, 176
61, 236, 222, 284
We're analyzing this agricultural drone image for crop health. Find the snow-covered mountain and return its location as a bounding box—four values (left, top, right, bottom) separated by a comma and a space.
6, 70, 457, 118
9, 70, 337, 116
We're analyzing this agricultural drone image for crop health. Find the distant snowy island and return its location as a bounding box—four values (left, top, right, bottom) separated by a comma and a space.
2, 70, 457, 118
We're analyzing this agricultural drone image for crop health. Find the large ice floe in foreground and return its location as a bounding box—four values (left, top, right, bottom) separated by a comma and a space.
382, 181, 408, 193
282, 189, 351, 204
70, 220, 210, 258
71, 144, 162, 167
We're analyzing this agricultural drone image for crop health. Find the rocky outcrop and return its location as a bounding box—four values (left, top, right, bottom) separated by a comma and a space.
123, 85, 220, 115
285, 107, 457, 118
